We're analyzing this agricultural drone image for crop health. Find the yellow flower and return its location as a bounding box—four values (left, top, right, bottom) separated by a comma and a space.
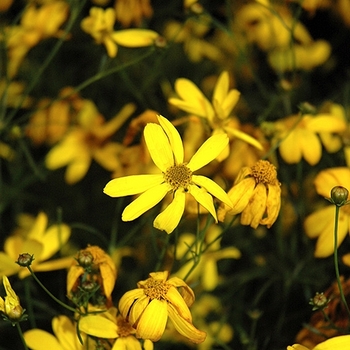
218, 160, 281, 229
81, 7, 159, 57
104, 115, 232, 234
168, 71, 263, 159
67, 245, 117, 303
0, 212, 72, 278
79, 307, 154, 350
24, 315, 86, 350
114, 0, 153, 28
288, 335, 350, 350
0, 276, 24, 322
173, 225, 241, 291
118, 271, 206, 343
267, 112, 346, 165
45, 102, 135, 184
304, 167, 350, 258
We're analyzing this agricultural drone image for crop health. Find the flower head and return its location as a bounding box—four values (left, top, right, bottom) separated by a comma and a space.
0, 276, 25, 323
218, 160, 281, 228
118, 271, 206, 343
104, 115, 232, 234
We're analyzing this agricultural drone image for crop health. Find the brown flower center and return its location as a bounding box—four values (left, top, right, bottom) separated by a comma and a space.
164, 163, 192, 190
117, 316, 135, 337
251, 160, 279, 186
143, 278, 171, 300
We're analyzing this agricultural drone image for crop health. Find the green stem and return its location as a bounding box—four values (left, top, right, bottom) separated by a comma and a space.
15, 322, 29, 350
27, 266, 77, 314
333, 206, 350, 319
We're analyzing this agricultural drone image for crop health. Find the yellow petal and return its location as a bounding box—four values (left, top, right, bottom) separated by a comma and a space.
79, 315, 118, 338
187, 134, 229, 171
260, 184, 281, 228
111, 29, 159, 47
166, 286, 192, 322
27, 212, 48, 240
225, 126, 263, 150
24, 329, 62, 350
157, 115, 184, 165
135, 299, 168, 341
304, 206, 334, 239
167, 303, 206, 344
212, 71, 230, 107
300, 130, 322, 165
287, 345, 310, 350
65, 155, 91, 184
189, 184, 217, 222
314, 335, 350, 350
227, 178, 256, 214
192, 175, 232, 207
306, 115, 346, 133
122, 183, 170, 221
118, 289, 145, 320
104, 174, 164, 197
167, 276, 195, 306
202, 259, 218, 291
314, 168, 350, 198
52, 315, 84, 349
279, 130, 303, 164
0, 252, 19, 276
144, 123, 174, 171
153, 190, 185, 233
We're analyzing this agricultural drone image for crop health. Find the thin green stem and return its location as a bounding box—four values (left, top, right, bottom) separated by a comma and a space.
15, 322, 29, 350
333, 206, 350, 319
27, 266, 77, 314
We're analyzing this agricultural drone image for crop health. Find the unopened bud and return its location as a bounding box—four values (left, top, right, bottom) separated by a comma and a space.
309, 292, 329, 310
77, 250, 93, 268
330, 186, 349, 207
16, 253, 34, 267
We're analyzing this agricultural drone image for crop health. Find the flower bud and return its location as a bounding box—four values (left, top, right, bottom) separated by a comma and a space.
16, 253, 35, 267
309, 292, 329, 310
330, 186, 349, 207
77, 250, 94, 268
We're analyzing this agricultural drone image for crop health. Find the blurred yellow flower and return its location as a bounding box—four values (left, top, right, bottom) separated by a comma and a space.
0, 276, 24, 322
118, 271, 206, 343
81, 7, 159, 57
173, 225, 241, 291
24, 315, 86, 350
104, 115, 232, 234
0, 212, 72, 279
114, 0, 153, 28
267, 112, 346, 165
168, 71, 263, 160
288, 335, 350, 350
79, 307, 154, 350
304, 167, 350, 258
67, 245, 117, 303
45, 102, 135, 184
218, 160, 281, 229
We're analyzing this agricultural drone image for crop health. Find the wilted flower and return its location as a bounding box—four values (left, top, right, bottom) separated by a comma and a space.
218, 160, 281, 229
104, 115, 232, 234
118, 271, 206, 343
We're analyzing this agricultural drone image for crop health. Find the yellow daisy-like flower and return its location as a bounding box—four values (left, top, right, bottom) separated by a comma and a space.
218, 160, 281, 229
168, 71, 263, 160
104, 115, 232, 234
45, 102, 135, 184
24, 315, 86, 350
287, 335, 350, 350
118, 271, 206, 343
267, 112, 346, 165
81, 7, 159, 57
0, 276, 24, 322
304, 167, 350, 258
0, 212, 72, 279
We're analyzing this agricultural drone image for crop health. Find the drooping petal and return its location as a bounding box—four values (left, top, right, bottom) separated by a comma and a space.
111, 29, 159, 47
79, 315, 118, 338
260, 184, 281, 228
166, 277, 195, 307
122, 183, 170, 221
167, 303, 206, 344
144, 123, 174, 171
165, 286, 192, 322
157, 115, 184, 165
224, 126, 263, 150
189, 185, 217, 222
135, 299, 168, 342
153, 190, 186, 233
192, 175, 232, 207
118, 289, 145, 320
104, 174, 164, 197
187, 134, 229, 171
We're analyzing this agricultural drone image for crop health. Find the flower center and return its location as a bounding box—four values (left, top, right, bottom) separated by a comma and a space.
164, 163, 192, 190
117, 315, 135, 337
251, 160, 279, 186
143, 278, 171, 300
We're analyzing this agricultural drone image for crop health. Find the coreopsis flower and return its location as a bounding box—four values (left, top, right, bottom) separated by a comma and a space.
218, 160, 281, 229
265, 111, 346, 166
118, 271, 206, 343
0, 212, 72, 278
294, 277, 350, 348
81, 7, 159, 57
0, 276, 25, 322
288, 335, 350, 350
104, 115, 232, 234
114, 0, 153, 28
168, 71, 263, 160
304, 168, 350, 258
24, 315, 86, 350
173, 225, 241, 291
79, 307, 154, 350
45, 102, 135, 184
67, 245, 117, 305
